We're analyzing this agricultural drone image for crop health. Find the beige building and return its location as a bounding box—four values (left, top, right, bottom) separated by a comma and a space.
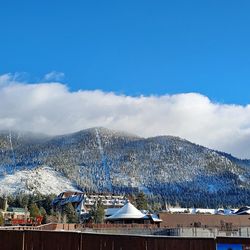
0, 197, 30, 224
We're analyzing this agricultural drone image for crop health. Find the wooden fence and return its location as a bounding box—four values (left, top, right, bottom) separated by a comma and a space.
1, 230, 250, 250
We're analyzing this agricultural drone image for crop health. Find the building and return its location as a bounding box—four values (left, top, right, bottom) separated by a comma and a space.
234, 206, 250, 215
0, 197, 30, 225
164, 206, 237, 215
105, 201, 162, 225
159, 212, 250, 228
52, 191, 127, 218
84, 194, 126, 209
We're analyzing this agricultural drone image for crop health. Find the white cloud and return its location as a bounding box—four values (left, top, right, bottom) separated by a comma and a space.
43, 71, 65, 82
0, 73, 249, 158
0, 74, 12, 86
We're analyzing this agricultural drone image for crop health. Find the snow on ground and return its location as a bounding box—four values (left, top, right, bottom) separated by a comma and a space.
239, 174, 247, 182
138, 185, 152, 195
0, 166, 80, 195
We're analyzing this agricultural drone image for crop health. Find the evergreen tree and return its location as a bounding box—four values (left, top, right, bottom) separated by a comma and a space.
40, 194, 56, 215
62, 203, 78, 223
90, 200, 105, 224
0, 213, 4, 226
19, 195, 29, 208
29, 203, 41, 218
56, 210, 62, 223
135, 192, 148, 210
40, 207, 47, 224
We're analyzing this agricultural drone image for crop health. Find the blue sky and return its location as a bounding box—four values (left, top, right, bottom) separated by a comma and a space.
1, 0, 250, 104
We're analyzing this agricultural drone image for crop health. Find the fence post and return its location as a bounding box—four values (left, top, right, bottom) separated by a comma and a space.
79, 233, 83, 250
22, 230, 25, 250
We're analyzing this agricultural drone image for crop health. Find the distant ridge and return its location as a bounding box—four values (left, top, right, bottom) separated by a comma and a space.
0, 127, 250, 207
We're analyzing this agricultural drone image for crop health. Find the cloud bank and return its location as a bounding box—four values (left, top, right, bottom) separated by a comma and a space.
0, 73, 250, 158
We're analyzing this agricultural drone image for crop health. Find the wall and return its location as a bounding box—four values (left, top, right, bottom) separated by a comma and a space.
0, 230, 216, 250
1, 229, 250, 250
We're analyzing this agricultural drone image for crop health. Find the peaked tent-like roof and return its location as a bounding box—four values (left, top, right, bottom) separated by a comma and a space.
106, 202, 147, 220
105, 208, 120, 217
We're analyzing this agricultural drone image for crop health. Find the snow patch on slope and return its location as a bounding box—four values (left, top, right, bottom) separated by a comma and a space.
0, 166, 80, 195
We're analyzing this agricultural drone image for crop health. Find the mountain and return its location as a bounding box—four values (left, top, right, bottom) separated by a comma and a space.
0, 166, 79, 195
0, 127, 250, 207
216, 151, 250, 169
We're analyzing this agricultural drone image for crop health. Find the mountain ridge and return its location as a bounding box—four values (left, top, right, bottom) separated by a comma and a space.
0, 127, 249, 207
